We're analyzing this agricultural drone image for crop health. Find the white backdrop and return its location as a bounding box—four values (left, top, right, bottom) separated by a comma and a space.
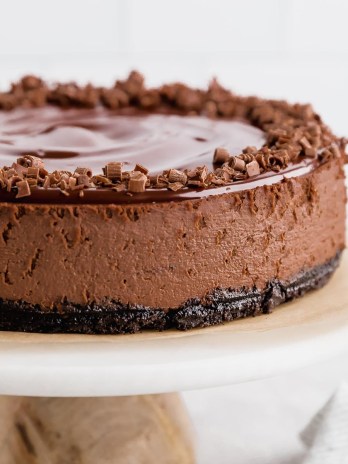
1, 0, 348, 134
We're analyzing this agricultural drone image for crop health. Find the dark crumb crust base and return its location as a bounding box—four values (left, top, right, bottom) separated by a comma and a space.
0, 252, 342, 335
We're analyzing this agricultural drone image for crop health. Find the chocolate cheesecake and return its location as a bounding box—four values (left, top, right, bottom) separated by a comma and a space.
0, 72, 346, 334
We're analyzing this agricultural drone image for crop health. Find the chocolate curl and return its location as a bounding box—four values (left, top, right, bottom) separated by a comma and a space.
134, 163, 149, 175
16, 180, 31, 198
104, 162, 123, 181
213, 147, 230, 165
91, 175, 112, 186
168, 182, 184, 192
168, 169, 187, 185
26, 167, 40, 179
74, 167, 93, 177
128, 172, 147, 193
17, 154, 44, 170
76, 174, 91, 187
229, 156, 246, 172
246, 160, 261, 178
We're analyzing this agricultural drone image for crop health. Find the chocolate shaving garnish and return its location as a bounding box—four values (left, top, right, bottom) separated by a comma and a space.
75, 167, 92, 177
16, 179, 31, 198
128, 171, 147, 193
6, 177, 18, 192
215, 167, 232, 182
134, 163, 149, 175
210, 176, 226, 186
318, 148, 335, 163
246, 160, 261, 178
91, 175, 112, 186
76, 174, 91, 187
299, 136, 316, 157
329, 143, 341, 159
49, 171, 61, 185
155, 181, 168, 189
149, 174, 159, 185
238, 153, 255, 164
21, 75, 44, 91
242, 146, 258, 155
68, 177, 77, 189
104, 162, 123, 180
43, 176, 50, 189
234, 172, 247, 180
0, 71, 345, 199
101, 88, 129, 109
27, 167, 39, 179
197, 166, 208, 182
48, 83, 99, 108
112, 183, 127, 193
0, 171, 5, 189
273, 149, 290, 166
149, 174, 168, 189
203, 100, 218, 118
27, 178, 38, 187
59, 179, 68, 191
11, 163, 27, 176
186, 168, 200, 179
167, 169, 187, 185
168, 182, 184, 191
139, 90, 161, 109
116, 70, 144, 99
229, 157, 246, 171
17, 154, 44, 169
213, 147, 230, 165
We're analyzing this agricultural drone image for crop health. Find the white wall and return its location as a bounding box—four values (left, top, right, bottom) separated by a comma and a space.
1, 0, 347, 133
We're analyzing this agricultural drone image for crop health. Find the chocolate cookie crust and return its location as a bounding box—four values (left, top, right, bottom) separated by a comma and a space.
0, 252, 341, 334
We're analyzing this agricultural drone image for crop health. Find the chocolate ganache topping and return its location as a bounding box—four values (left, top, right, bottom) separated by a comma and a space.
0, 71, 346, 204
0, 107, 264, 173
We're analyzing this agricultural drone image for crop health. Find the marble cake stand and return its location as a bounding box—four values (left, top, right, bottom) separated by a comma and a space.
0, 252, 347, 463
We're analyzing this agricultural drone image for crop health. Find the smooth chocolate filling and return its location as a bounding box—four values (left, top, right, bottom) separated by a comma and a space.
0, 252, 341, 334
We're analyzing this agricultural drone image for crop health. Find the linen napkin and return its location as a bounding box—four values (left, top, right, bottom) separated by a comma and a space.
301, 382, 348, 464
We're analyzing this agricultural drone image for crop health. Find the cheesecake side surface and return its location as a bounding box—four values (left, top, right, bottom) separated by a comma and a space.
0, 157, 345, 333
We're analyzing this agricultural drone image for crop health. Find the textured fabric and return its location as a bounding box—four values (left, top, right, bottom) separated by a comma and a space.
301, 383, 348, 464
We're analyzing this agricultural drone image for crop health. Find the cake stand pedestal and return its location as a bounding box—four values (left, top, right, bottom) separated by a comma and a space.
0, 253, 348, 463
0, 394, 194, 464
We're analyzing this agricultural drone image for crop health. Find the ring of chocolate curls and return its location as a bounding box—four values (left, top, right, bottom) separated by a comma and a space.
0, 71, 346, 198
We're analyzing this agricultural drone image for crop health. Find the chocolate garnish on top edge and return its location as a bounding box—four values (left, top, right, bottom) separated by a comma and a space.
0, 71, 346, 200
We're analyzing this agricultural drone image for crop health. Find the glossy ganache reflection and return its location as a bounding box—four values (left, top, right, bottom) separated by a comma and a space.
0, 106, 274, 203
0, 106, 265, 172
0, 106, 319, 204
